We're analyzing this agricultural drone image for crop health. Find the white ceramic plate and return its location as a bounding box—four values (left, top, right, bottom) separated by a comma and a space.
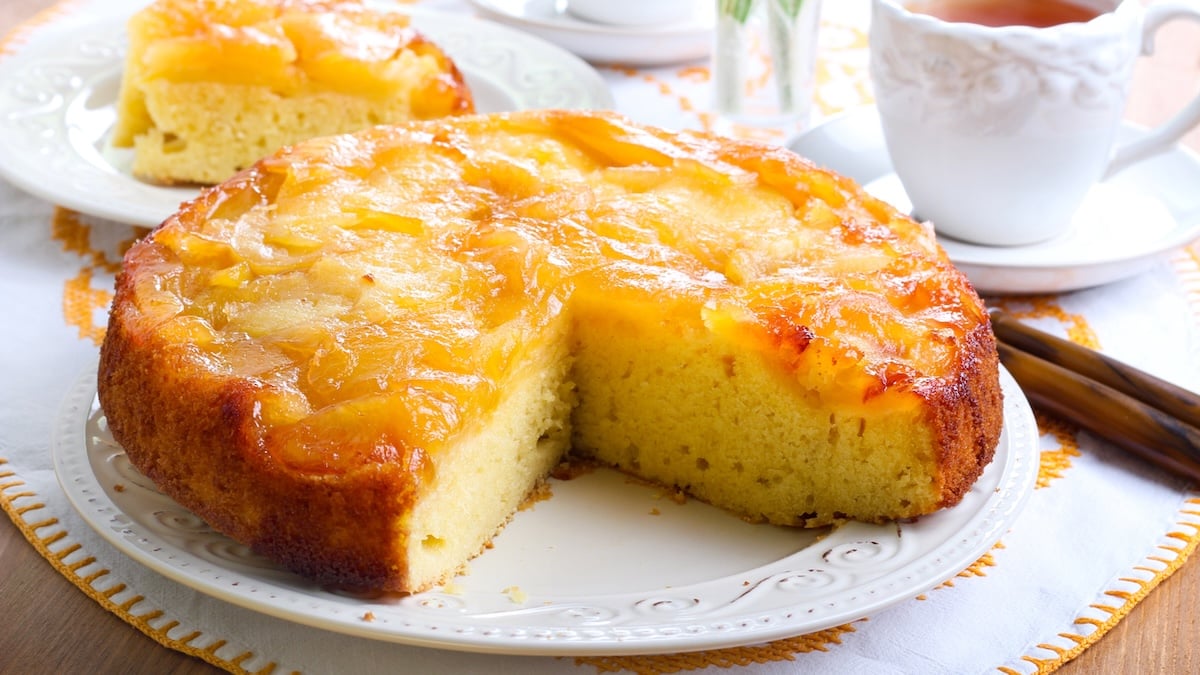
468, 0, 714, 66
790, 107, 1200, 295
53, 365, 1038, 656
0, 7, 613, 228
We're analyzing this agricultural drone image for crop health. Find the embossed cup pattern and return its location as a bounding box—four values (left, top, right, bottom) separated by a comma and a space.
868, 0, 1200, 247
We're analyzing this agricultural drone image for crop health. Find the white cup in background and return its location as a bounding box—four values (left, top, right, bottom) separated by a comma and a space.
869, 0, 1200, 247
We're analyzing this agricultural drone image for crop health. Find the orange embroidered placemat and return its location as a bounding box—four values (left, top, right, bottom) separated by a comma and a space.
2, 1, 1199, 673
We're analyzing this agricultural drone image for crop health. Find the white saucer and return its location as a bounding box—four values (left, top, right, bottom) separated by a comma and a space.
468, 0, 714, 66
0, 4, 613, 228
789, 107, 1200, 295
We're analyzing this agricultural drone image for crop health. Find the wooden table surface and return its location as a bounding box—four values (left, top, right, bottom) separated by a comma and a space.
2, 1, 1198, 673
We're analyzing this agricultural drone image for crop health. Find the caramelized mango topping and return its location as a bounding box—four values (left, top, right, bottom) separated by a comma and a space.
125, 0, 434, 98
135, 111, 987, 472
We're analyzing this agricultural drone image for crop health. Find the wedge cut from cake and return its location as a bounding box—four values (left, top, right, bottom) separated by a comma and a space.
98, 110, 1003, 593
111, 0, 474, 185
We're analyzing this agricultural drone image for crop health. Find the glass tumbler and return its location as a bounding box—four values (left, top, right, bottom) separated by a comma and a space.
713, 0, 823, 137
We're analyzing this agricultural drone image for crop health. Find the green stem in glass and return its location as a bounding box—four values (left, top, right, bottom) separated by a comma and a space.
775, 0, 805, 19
717, 0, 755, 23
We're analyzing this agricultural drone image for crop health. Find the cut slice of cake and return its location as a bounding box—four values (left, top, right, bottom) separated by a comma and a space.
112, 0, 474, 185
98, 110, 1003, 593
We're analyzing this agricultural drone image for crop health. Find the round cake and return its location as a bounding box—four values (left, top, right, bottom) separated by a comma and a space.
98, 110, 1003, 592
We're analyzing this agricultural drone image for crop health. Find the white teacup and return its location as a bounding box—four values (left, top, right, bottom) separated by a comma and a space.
869, 0, 1200, 247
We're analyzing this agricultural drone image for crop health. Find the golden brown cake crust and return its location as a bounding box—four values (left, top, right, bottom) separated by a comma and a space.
99, 110, 1003, 591
99, 278, 419, 589
920, 321, 1003, 510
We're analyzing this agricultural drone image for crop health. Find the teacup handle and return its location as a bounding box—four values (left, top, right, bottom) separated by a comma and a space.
1104, 2, 1200, 179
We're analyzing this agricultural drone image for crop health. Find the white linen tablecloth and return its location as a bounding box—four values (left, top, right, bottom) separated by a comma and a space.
2, 1, 1199, 673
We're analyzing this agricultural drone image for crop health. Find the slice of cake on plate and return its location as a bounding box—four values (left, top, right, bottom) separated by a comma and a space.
112, 0, 474, 185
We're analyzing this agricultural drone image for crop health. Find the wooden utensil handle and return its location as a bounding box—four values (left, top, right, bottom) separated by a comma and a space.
991, 310, 1200, 431
997, 342, 1200, 485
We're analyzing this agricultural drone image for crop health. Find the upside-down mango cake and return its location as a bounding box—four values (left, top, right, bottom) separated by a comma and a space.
99, 110, 1003, 592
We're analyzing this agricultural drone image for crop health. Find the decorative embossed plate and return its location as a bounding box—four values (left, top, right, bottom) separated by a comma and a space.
0, 4, 613, 227
53, 365, 1038, 655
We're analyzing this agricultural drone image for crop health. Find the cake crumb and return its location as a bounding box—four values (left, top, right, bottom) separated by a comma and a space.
361, 611, 376, 622
661, 488, 688, 505
441, 582, 464, 596
518, 480, 554, 510
502, 586, 528, 604
113, 484, 126, 492
550, 458, 598, 480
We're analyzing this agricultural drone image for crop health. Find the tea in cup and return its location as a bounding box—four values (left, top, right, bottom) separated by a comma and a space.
869, 0, 1200, 246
